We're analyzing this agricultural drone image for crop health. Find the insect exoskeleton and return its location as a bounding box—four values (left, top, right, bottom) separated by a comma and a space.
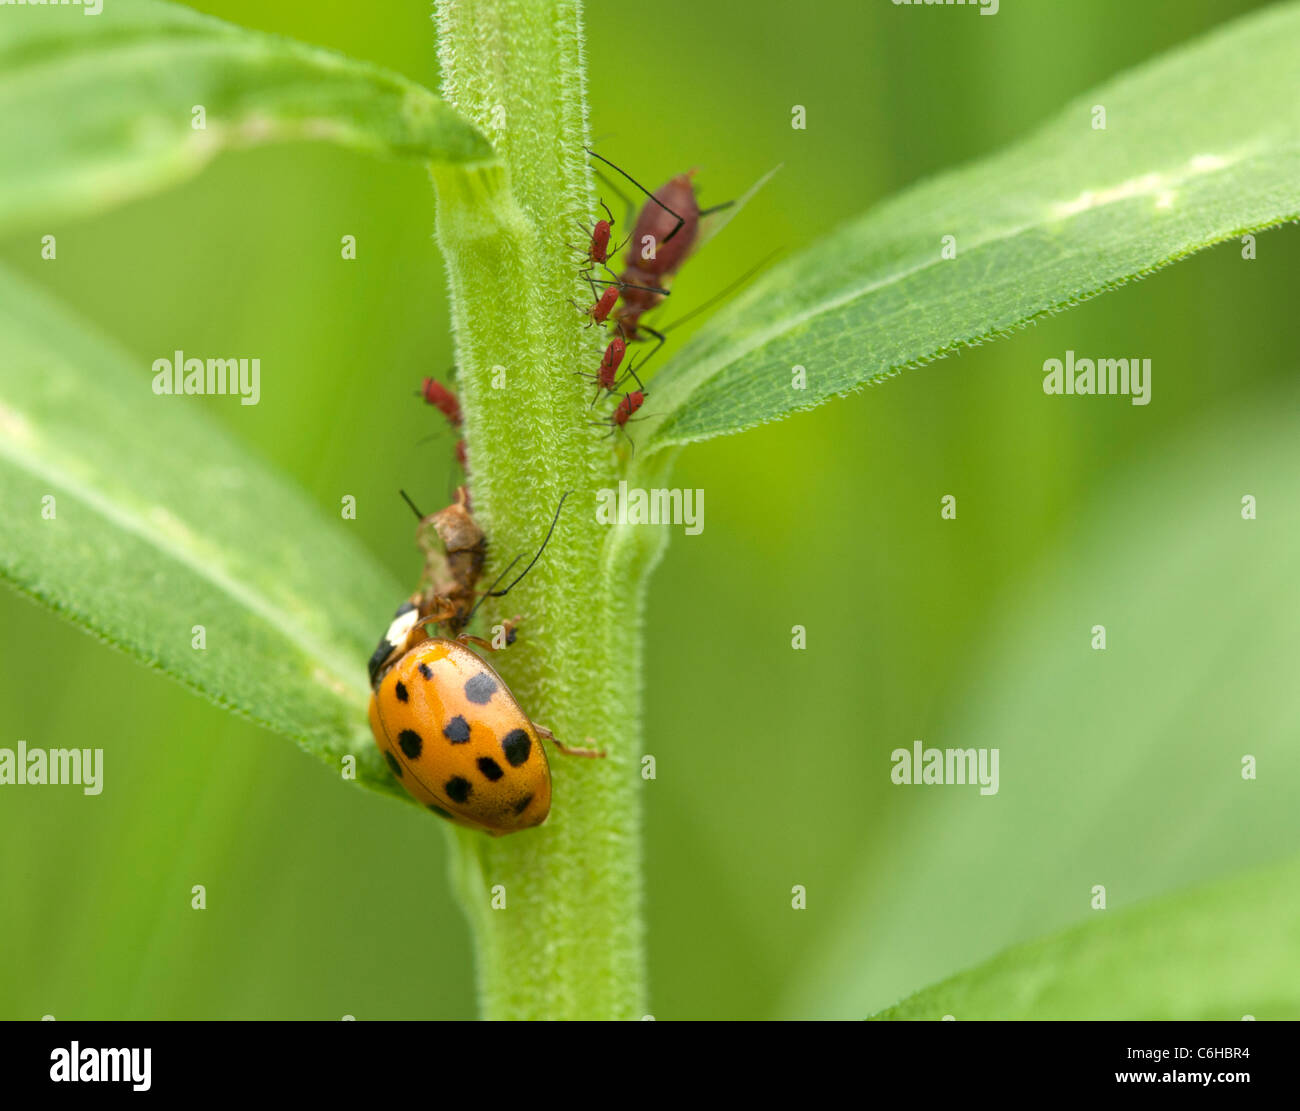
369, 615, 553, 834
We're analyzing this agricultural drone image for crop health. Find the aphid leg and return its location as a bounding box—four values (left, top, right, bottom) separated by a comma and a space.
568, 297, 600, 326
588, 265, 671, 298
626, 323, 666, 377
534, 723, 606, 759
613, 361, 646, 395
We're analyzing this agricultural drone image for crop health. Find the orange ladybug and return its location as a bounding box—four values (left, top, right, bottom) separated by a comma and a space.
367, 492, 600, 834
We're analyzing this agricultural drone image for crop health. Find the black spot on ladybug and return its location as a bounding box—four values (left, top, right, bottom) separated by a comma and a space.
398, 729, 422, 759
513, 793, 534, 815
502, 729, 531, 767
428, 803, 452, 820
445, 776, 471, 804
418, 662, 434, 680
384, 750, 403, 778
477, 757, 504, 781
465, 673, 497, 704
443, 715, 470, 744
395, 680, 409, 703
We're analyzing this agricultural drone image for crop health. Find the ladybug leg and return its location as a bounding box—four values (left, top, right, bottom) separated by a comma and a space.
456, 615, 523, 653
535, 724, 606, 759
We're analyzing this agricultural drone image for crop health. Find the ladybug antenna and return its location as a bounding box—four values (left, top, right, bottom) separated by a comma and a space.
468, 491, 573, 620
399, 489, 425, 520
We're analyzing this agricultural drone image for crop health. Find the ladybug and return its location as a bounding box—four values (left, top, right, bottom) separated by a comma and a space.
368, 605, 560, 833
367, 492, 600, 834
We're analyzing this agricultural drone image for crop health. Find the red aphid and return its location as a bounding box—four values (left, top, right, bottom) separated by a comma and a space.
613, 173, 700, 340
585, 151, 711, 340
584, 149, 733, 382
613, 390, 646, 427
577, 336, 637, 407
589, 217, 613, 266
577, 276, 672, 329
575, 199, 620, 272
587, 285, 619, 325
420, 377, 462, 429
589, 387, 648, 452
598, 337, 626, 389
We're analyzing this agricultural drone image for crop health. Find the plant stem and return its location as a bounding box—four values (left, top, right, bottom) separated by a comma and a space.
430, 0, 656, 1020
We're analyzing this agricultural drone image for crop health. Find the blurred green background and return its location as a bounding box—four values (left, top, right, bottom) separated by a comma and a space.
2, 0, 1296, 1019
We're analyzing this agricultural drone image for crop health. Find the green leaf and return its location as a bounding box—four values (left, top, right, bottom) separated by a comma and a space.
642, 1, 1300, 452
0, 264, 406, 801
871, 853, 1300, 1019
780, 381, 1300, 1018
0, 0, 492, 238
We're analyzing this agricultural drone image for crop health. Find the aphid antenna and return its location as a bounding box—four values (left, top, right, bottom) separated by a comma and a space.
467, 491, 574, 620
624, 322, 667, 377
399, 489, 425, 520
585, 148, 687, 245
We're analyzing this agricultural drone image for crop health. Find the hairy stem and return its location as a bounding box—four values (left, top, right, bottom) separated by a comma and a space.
430, 0, 655, 1020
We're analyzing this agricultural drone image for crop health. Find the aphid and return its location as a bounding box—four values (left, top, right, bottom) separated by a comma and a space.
369, 492, 603, 834
598, 336, 626, 383
583, 284, 620, 327
573, 199, 626, 274
574, 335, 644, 407
419, 377, 462, 428
591, 389, 648, 454
417, 375, 468, 474
585, 148, 734, 368
574, 275, 669, 328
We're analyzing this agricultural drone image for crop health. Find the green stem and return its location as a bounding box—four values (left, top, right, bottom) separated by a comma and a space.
430, 0, 658, 1020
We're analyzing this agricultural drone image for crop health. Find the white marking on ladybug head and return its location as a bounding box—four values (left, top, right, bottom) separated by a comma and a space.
384, 606, 422, 650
